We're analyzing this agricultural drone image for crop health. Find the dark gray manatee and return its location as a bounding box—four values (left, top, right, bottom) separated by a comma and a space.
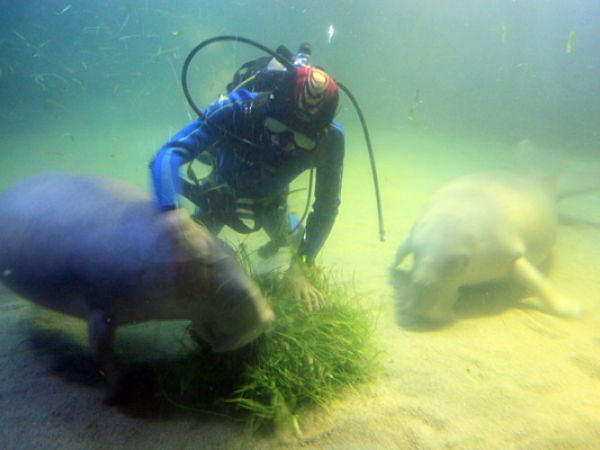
0, 173, 274, 400
390, 171, 582, 324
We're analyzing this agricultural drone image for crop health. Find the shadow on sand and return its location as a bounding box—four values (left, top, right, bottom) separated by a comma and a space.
27, 324, 254, 421
389, 269, 542, 332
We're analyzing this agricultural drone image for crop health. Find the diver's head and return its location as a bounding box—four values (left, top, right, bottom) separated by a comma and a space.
266, 66, 339, 151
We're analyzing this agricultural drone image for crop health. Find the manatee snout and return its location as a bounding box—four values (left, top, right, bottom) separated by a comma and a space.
194, 255, 274, 353
390, 253, 463, 325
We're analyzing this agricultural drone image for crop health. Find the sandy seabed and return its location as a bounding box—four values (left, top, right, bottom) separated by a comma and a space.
1, 124, 600, 449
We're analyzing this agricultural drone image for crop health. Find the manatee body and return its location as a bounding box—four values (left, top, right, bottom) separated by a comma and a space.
390, 171, 580, 323
0, 174, 274, 399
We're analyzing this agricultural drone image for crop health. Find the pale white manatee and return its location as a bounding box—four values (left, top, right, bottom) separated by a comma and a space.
0, 173, 274, 402
389, 171, 582, 323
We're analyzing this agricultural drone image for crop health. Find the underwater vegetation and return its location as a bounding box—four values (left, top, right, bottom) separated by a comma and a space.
160, 248, 378, 433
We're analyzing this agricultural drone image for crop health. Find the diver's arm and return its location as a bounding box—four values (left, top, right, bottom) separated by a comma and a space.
286, 124, 344, 311
298, 123, 345, 264
149, 91, 256, 210
149, 118, 210, 211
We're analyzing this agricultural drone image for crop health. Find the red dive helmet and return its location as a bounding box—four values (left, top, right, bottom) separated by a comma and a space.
293, 66, 338, 127
268, 66, 339, 148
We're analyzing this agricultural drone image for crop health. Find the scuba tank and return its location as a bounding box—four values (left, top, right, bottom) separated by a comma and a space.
225, 45, 291, 93
225, 42, 314, 94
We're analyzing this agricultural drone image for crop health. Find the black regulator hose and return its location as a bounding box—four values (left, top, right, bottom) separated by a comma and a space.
180, 35, 385, 242
336, 82, 385, 242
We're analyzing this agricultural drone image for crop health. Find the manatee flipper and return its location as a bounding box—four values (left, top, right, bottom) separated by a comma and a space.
88, 309, 119, 403
512, 256, 581, 318
390, 237, 412, 268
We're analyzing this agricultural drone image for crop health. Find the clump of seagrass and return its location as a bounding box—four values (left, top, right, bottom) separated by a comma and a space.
160, 246, 378, 433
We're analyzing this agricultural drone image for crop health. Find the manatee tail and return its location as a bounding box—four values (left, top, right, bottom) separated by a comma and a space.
558, 212, 600, 229
514, 139, 600, 201
556, 181, 600, 201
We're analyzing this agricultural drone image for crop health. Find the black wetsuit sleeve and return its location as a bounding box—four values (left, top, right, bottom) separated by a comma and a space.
298, 124, 345, 264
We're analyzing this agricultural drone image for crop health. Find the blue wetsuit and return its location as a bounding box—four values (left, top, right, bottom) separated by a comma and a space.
149, 88, 344, 264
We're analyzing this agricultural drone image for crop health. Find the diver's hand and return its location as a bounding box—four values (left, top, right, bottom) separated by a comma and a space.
284, 262, 325, 312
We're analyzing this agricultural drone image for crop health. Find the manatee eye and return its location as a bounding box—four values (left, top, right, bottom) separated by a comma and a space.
440, 253, 469, 276
204, 321, 235, 348
191, 321, 216, 346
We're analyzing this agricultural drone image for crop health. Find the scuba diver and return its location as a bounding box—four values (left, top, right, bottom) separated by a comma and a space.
149, 43, 344, 311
